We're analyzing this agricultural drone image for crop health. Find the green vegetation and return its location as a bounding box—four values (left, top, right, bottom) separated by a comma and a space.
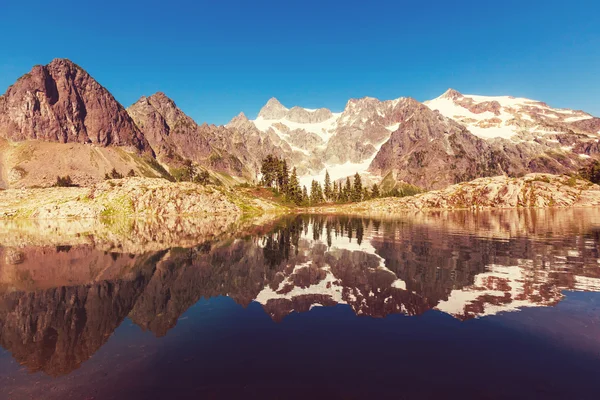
54, 175, 77, 187
259, 154, 422, 207
579, 160, 600, 184
171, 159, 210, 184
143, 156, 174, 180
105, 168, 124, 180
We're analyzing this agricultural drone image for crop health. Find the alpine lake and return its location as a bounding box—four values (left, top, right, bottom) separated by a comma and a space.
1, 209, 600, 399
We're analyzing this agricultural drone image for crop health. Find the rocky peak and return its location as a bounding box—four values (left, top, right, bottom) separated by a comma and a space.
344, 96, 381, 111
0, 58, 150, 152
286, 106, 333, 124
147, 91, 175, 105
143, 92, 182, 126
226, 111, 252, 129
439, 88, 463, 100
257, 97, 288, 120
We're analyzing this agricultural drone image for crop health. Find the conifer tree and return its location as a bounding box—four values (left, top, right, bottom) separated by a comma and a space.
302, 185, 309, 204
324, 170, 332, 201
345, 177, 352, 202
287, 167, 301, 204
260, 155, 278, 187
352, 173, 363, 202
332, 181, 338, 201
371, 183, 380, 198
310, 180, 322, 204
362, 187, 370, 201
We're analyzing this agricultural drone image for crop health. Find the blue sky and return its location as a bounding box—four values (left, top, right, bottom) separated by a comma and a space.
0, 0, 598, 125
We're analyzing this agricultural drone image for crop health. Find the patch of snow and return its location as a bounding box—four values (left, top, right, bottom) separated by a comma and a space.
252, 113, 341, 143
391, 279, 407, 290
299, 137, 389, 189
386, 122, 400, 132
564, 115, 593, 123
521, 114, 534, 122
466, 125, 516, 140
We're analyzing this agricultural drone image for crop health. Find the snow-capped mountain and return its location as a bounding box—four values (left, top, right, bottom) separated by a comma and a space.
230, 90, 600, 190
425, 88, 600, 141
2, 58, 599, 190
233, 96, 415, 187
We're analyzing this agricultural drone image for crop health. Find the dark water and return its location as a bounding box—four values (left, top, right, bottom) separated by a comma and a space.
2, 210, 600, 399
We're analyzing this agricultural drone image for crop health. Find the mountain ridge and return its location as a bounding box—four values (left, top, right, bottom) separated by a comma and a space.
1, 58, 599, 190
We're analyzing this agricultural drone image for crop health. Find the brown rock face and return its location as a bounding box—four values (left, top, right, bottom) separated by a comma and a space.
369, 102, 508, 189
0, 59, 150, 153
127, 92, 249, 177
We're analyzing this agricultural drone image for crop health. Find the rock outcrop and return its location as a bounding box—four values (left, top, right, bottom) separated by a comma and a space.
0, 177, 282, 220
369, 100, 508, 189
0, 59, 150, 153
127, 92, 249, 177
324, 174, 600, 213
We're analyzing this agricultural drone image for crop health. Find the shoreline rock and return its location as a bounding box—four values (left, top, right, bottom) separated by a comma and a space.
0, 177, 282, 220
306, 174, 600, 214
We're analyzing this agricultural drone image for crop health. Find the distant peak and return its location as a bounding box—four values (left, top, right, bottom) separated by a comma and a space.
149, 91, 170, 100
265, 97, 284, 107
46, 58, 86, 73
48, 58, 75, 66
226, 111, 251, 128
440, 88, 463, 100
148, 92, 177, 106
258, 97, 288, 120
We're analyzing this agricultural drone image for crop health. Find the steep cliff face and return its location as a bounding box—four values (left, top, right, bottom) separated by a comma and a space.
242, 90, 600, 189
0, 59, 149, 152
369, 101, 507, 189
127, 92, 252, 177
0, 59, 162, 188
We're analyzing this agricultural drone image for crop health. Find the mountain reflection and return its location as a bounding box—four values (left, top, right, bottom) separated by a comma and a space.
1, 209, 600, 376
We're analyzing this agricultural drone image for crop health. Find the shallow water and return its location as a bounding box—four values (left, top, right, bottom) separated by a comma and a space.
1, 210, 600, 399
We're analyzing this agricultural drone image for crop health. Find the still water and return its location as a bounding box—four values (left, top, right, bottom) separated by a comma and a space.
1, 210, 600, 399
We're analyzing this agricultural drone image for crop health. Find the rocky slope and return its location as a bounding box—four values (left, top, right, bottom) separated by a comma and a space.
2, 58, 600, 191
0, 177, 282, 219
127, 93, 255, 178
0, 138, 167, 189
319, 174, 600, 213
0, 59, 149, 151
235, 91, 600, 190
0, 59, 163, 188
369, 100, 508, 189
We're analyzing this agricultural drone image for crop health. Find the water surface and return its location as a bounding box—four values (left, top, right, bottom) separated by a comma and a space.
1, 210, 600, 399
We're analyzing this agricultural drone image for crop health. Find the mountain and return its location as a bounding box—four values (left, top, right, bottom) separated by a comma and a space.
368, 100, 506, 189
2, 58, 599, 190
127, 92, 249, 178
243, 96, 428, 186
0, 59, 163, 188
244, 90, 600, 190
425, 88, 600, 141
0, 58, 149, 151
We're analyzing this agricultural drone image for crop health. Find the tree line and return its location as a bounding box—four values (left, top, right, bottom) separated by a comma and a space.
259, 154, 417, 206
